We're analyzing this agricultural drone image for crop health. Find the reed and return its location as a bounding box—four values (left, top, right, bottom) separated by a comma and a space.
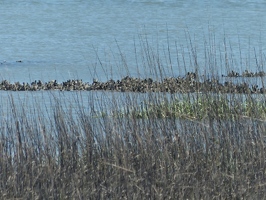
1, 31, 266, 199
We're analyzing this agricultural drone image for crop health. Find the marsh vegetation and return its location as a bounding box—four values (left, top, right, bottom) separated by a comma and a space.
1, 32, 266, 199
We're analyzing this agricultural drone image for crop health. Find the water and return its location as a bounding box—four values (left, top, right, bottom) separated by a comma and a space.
1, 0, 266, 120
0, 0, 266, 83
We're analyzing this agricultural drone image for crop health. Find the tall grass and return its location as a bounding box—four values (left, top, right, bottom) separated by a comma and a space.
1, 31, 266, 199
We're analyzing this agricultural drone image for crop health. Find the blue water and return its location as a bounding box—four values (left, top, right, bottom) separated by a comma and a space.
0, 0, 266, 83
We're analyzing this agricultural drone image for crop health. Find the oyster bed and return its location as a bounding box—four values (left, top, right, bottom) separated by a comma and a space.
1, 71, 265, 93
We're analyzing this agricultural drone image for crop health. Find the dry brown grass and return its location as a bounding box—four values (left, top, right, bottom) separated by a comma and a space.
0, 90, 265, 199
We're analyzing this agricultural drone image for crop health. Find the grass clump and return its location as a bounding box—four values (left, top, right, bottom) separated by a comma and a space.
130, 94, 266, 121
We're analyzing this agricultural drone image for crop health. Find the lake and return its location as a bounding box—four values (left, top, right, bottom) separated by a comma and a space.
0, 0, 266, 83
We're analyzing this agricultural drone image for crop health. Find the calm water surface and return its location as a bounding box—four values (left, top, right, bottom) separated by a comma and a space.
0, 0, 266, 83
